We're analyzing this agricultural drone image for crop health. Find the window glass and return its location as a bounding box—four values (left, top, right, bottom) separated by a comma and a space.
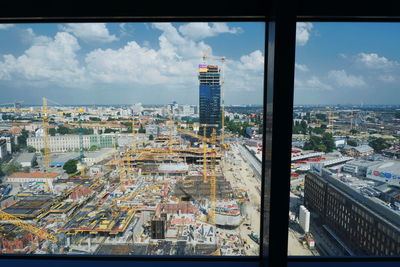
289, 22, 400, 256
0, 22, 264, 256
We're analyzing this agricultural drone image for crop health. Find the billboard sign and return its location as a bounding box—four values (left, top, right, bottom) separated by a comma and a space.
367, 169, 400, 180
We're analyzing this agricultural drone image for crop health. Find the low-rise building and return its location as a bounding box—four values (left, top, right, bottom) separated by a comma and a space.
344, 144, 374, 157
27, 134, 115, 152
6, 172, 61, 191
15, 152, 36, 168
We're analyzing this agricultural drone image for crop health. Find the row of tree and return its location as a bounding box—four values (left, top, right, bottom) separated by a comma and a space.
303, 133, 336, 153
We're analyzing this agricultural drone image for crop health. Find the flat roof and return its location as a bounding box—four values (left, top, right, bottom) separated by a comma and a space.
15, 152, 36, 163
8, 171, 60, 179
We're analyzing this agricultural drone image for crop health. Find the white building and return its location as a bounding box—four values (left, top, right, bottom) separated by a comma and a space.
6, 172, 61, 190
27, 134, 115, 152
83, 148, 114, 166
132, 103, 143, 115
0, 136, 13, 154
0, 139, 7, 160
299, 205, 310, 233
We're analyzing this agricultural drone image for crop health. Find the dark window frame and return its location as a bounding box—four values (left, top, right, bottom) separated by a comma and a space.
1, 0, 400, 266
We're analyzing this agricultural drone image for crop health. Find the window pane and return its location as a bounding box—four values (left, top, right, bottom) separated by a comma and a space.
0, 22, 265, 256
289, 22, 400, 256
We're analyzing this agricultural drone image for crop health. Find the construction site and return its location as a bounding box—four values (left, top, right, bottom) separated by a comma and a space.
0, 118, 261, 255
0, 55, 262, 256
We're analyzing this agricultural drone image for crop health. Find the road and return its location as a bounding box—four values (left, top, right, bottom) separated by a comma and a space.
236, 142, 262, 179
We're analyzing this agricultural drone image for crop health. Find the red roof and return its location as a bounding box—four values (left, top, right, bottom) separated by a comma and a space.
10, 126, 22, 134
10, 122, 30, 126
8, 172, 60, 179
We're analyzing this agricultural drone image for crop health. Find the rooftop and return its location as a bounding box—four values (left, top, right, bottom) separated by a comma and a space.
8, 171, 60, 179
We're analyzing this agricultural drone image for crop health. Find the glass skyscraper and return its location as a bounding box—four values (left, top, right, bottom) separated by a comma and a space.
198, 64, 221, 137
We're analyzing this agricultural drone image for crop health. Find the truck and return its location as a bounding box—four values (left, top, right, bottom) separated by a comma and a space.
248, 232, 260, 244
305, 232, 315, 249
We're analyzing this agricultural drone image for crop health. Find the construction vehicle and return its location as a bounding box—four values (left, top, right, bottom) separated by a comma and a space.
0, 210, 57, 243
248, 232, 260, 244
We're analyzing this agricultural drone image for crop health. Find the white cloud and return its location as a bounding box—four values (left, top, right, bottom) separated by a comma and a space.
0, 24, 14, 30
237, 50, 264, 71
379, 74, 395, 83
61, 23, 117, 43
0, 23, 263, 98
295, 63, 309, 72
21, 28, 52, 45
85, 41, 193, 85
0, 32, 86, 86
178, 23, 242, 40
295, 76, 332, 91
328, 69, 366, 87
356, 52, 399, 69
296, 23, 313, 46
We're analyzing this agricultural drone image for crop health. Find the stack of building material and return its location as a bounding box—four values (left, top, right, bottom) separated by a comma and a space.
70, 185, 93, 200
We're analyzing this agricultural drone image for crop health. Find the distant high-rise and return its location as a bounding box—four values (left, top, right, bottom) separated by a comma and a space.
198, 64, 221, 137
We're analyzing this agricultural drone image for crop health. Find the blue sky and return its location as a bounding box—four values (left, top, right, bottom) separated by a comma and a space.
295, 22, 400, 105
0, 22, 265, 105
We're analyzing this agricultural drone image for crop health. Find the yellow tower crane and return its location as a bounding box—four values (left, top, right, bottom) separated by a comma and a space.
208, 128, 218, 225
0, 97, 83, 175
0, 209, 57, 243
176, 125, 231, 183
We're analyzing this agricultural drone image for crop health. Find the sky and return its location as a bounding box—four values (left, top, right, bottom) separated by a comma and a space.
0, 22, 265, 105
295, 22, 400, 105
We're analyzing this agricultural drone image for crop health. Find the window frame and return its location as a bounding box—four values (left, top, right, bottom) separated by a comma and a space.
1, 0, 400, 266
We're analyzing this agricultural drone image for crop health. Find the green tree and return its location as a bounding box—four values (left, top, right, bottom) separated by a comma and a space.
2, 162, 22, 176
315, 113, 327, 122
138, 125, 146, 133
311, 127, 325, 135
89, 117, 101, 121
321, 133, 335, 152
12, 143, 21, 152
27, 146, 36, 153
149, 134, 154, 141
349, 129, 358, 135
57, 125, 71, 135
347, 139, 358, 147
17, 129, 29, 148
369, 137, 390, 152
63, 159, 78, 174
88, 145, 99, 151
104, 128, 116, 133
49, 128, 56, 136
303, 135, 322, 151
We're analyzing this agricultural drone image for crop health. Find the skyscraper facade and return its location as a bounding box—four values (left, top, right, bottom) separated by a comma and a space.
198, 64, 221, 137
